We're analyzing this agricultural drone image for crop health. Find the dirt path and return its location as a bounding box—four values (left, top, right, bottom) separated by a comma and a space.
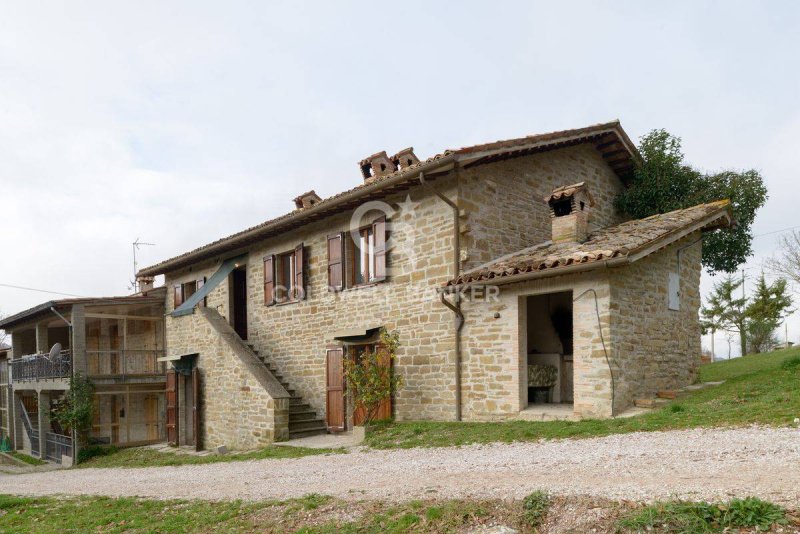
2, 427, 799, 505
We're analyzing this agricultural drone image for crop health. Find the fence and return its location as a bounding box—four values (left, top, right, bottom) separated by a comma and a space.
10, 351, 72, 382
44, 432, 72, 463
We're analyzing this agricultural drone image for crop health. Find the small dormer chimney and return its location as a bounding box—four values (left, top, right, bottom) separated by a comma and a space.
293, 190, 322, 209
544, 182, 595, 243
136, 276, 155, 293
359, 151, 397, 182
391, 147, 420, 170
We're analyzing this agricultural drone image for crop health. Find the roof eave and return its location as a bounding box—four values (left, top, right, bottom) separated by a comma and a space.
442, 204, 732, 293
137, 154, 458, 277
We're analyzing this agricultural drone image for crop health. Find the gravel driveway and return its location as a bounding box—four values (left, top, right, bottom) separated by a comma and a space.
2, 427, 799, 505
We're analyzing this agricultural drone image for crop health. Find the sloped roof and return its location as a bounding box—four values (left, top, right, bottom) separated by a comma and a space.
445, 200, 732, 288
0, 287, 166, 330
138, 121, 639, 277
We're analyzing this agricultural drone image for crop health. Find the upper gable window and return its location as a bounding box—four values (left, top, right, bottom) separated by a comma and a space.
173, 278, 206, 309
327, 216, 386, 291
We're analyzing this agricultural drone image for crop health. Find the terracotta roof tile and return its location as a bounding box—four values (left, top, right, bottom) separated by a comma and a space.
446, 200, 732, 287
138, 121, 637, 276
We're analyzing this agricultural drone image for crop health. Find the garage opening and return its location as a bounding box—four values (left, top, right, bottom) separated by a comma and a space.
525, 292, 574, 411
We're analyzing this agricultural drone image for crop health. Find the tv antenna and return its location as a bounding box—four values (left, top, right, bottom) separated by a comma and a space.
130, 238, 156, 292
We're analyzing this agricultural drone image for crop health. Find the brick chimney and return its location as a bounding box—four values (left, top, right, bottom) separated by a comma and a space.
391, 147, 420, 170
136, 276, 155, 293
359, 151, 397, 182
544, 182, 595, 243
293, 190, 322, 209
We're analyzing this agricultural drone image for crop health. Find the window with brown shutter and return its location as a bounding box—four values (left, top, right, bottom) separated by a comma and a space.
327, 233, 344, 291
294, 243, 305, 300
263, 255, 275, 306
372, 216, 386, 282
196, 277, 207, 307
173, 284, 183, 308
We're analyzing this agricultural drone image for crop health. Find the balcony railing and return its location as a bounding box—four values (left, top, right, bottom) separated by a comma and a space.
87, 350, 166, 379
10, 351, 72, 382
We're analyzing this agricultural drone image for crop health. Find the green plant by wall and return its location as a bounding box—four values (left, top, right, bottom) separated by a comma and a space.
53, 373, 94, 446
522, 490, 550, 528
344, 328, 403, 427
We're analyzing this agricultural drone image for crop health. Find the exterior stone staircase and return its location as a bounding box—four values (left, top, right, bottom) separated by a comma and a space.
247, 344, 327, 439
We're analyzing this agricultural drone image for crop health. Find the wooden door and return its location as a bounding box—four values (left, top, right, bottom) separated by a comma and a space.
352, 346, 392, 426
144, 395, 159, 441
192, 367, 201, 451
109, 324, 120, 375
325, 348, 345, 432
166, 369, 178, 445
232, 268, 248, 340
110, 395, 119, 444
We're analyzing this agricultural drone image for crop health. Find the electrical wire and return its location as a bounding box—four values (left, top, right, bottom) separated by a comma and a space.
0, 283, 85, 298
573, 288, 615, 415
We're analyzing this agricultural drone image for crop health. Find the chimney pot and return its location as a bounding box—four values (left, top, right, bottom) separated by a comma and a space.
293, 190, 322, 210
359, 151, 397, 182
391, 147, 420, 170
136, 276, 155, 293
544, 182, 595, 243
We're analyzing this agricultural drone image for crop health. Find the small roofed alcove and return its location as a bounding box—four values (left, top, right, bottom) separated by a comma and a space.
524, 291, 574, 408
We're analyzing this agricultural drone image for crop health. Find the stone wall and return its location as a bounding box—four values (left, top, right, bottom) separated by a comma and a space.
460, 144, 626, 270
166, 307, 290, 449
459, 271, 614, 420
164, 179, 460, 424
607, 234, 703, 408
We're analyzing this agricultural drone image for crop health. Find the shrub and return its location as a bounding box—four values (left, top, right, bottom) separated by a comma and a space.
77, 445, 118, 464
344, 328, 403, 427
781, 355, 800, 370
522, 490, 549, 528
618, 497, 786, 532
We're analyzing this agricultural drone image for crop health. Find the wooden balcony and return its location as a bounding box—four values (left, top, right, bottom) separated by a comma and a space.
87, 350, 166, 381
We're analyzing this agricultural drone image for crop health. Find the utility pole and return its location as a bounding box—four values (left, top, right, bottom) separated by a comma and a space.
131, 238, 155, 292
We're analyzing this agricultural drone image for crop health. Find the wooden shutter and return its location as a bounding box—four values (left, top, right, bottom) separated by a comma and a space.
192, 367, 201, 451
173, 284, 183, 308
196, 277, 206, 307
294, 243, 305, 300
263, 255, 276, 306
166, 369, 178, 446
372, 216, 387, 282
326, 348, 345, 432
327, 233, 344, 291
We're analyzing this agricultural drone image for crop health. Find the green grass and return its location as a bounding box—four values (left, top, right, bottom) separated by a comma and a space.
366, 347, 800, 449
0, 494, 517, 533
618, 497, 788, 532
77, 444, 344, 468
6, 452, 47, 466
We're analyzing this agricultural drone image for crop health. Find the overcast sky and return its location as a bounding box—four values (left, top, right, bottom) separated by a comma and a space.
1, 2, 798, 356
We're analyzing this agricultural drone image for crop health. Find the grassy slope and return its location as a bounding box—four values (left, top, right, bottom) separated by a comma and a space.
78, 445, 344, 469
366, 348, 800, 449
0, 494, 523, 534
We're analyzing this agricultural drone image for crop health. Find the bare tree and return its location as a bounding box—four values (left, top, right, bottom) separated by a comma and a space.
768, 230, 800, 287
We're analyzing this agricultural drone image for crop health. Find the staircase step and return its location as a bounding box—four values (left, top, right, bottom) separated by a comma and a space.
288, 425, 328, 439
289, 410, 319, 422
288, 418, 327, 432
656, 390, 681, 400
290, 403, 311, 412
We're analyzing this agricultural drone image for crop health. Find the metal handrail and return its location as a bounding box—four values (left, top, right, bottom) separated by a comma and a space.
10, 350, 72, 382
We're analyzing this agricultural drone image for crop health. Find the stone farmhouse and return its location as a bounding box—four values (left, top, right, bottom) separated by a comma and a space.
0, 121, 732, 459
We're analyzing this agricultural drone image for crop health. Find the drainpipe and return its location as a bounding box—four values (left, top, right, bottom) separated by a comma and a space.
420, 170, 464, 421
